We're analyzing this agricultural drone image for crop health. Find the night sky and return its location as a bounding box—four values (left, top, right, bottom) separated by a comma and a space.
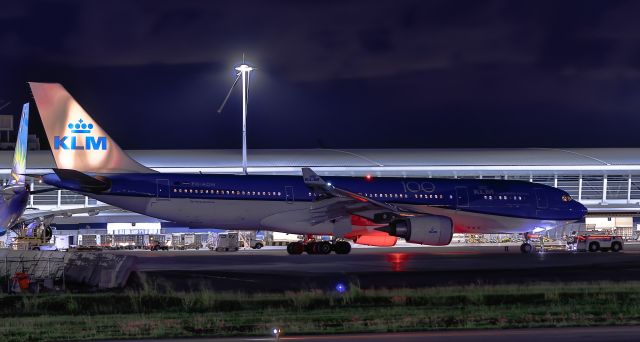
1, 0, 640, 150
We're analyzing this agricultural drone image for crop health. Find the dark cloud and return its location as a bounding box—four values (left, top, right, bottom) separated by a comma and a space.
1, 0, 640, 150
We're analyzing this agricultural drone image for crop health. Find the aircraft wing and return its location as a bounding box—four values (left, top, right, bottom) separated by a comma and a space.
18, 205, 121, 223
302, 168, 405, 213
302, 168, 415, 234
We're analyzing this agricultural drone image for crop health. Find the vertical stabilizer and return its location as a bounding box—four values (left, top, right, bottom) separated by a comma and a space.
9, 103, 29, 185
29, 82, 154, 173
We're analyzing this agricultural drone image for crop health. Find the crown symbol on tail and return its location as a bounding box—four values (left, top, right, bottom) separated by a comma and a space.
68, 119, 94, 134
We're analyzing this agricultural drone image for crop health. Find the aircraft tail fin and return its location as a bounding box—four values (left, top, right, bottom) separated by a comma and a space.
29, 82, 155, 173
9, 103, 29, 185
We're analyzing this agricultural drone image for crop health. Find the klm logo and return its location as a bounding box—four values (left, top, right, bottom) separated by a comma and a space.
54, 119, 107, 150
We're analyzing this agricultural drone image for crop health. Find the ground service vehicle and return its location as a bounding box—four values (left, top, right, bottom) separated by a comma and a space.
211, 232, 239, 252
148, 240, 169, 251
248, 237, 264, 249
574, 235, 623, 252
172, 233, 201, 250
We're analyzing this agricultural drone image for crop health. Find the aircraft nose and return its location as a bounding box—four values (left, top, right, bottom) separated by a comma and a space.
575, 201, 588, 218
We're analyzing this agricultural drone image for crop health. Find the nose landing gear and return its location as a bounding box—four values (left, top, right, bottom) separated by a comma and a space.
520, 232, 534, 253
520, 242, 533, 253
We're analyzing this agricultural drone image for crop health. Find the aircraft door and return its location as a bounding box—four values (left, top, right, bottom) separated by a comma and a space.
285, 186, 294, 203
535, 189, 548, 209
455, 187, 469, 208
156, 179, 170, 199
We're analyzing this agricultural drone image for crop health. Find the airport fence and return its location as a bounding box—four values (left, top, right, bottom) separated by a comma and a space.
0, 251, 66, 294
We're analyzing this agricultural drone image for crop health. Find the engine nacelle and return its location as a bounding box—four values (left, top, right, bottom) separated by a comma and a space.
389, 215, 453, 246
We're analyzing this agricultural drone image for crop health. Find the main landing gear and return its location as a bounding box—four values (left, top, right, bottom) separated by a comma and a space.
286, 238, 352, 255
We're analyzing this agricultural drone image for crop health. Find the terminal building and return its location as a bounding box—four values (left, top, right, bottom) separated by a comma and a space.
3, 147, 640, 243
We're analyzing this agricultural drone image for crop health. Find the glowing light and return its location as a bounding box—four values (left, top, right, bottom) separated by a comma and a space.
327, 182, 332, 187
386, 253, 410, 272
335, 283, 347, 293
365, 174, 373, 181
236, 64, 253, 73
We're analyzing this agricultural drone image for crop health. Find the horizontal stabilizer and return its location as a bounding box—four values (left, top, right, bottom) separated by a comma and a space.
53, 168, 111, 192
28, 187, 59, 195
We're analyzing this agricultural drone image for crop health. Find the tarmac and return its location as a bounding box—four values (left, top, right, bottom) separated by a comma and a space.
86, 245, 640, 342
96, 326, 640, 342
113, 242, 640, 291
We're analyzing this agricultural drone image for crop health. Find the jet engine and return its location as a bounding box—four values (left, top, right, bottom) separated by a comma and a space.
379, 215, 453, 246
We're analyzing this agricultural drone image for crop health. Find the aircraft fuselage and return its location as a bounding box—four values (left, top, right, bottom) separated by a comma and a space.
42, 173, 587, 235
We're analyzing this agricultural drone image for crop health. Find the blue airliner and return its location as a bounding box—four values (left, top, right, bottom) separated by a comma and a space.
30, 82, 587, 254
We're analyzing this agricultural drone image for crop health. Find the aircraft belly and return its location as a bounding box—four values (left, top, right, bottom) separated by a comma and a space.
86, 195, 570, 235
404, 205, 567, 234
93, 195, 316, 230
90, 194, 151, 216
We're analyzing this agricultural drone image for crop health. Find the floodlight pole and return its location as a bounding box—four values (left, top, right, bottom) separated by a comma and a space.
236, 64, 253, 175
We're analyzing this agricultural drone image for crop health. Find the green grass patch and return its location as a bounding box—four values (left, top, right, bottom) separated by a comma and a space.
1, 282, 640, 341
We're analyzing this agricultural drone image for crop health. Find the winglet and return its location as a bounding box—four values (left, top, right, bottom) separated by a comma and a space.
302, 167, 326, 186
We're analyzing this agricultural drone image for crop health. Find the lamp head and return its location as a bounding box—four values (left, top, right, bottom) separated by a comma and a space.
235, 64, 253, 73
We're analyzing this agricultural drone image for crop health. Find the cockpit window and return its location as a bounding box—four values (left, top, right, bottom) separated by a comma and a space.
561, 194, 572, 202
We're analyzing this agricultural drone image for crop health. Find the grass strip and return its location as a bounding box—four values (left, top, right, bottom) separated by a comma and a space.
1, 281, 640, 342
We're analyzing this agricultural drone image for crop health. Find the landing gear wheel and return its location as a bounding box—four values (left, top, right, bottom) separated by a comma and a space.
520, 242, 533, 254
611, 242, 622, 252
317, 241, 332, 255
305, 241, 317, 254
287, 242, 304, 255
333, 241, 352, 254
588, 242, 600, 252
